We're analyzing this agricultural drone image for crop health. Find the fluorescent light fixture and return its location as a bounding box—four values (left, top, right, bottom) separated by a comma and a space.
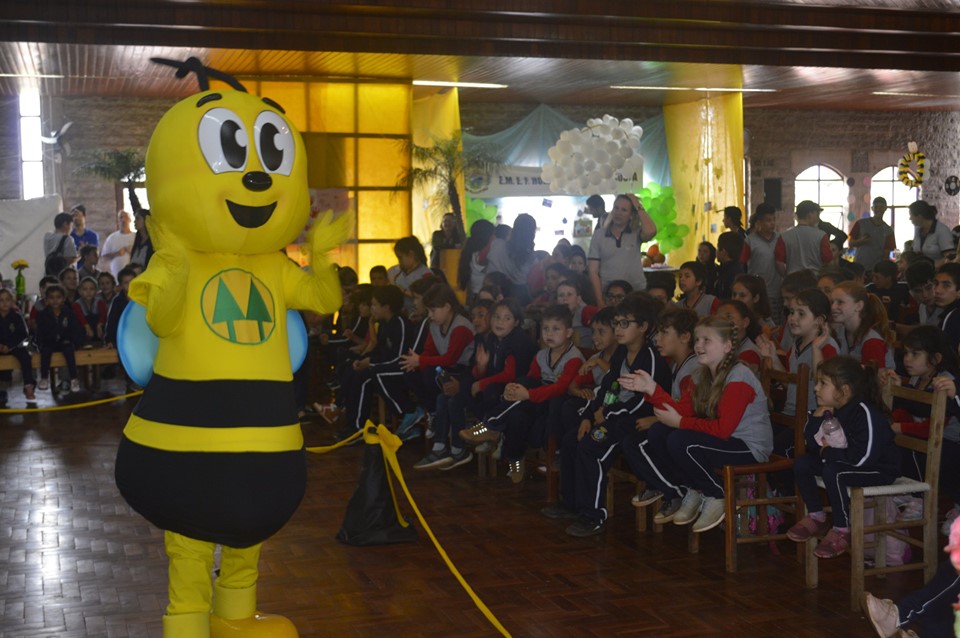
413, 80, 507, 89
873, 91, 960, 98
610, 85, 776, 93
0, 73, 65, 79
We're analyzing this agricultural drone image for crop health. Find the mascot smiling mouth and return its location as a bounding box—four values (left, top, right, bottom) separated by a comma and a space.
226, 200, 277, 228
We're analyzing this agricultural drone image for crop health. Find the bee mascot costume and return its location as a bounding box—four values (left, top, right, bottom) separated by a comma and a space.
114, 59, 347, 638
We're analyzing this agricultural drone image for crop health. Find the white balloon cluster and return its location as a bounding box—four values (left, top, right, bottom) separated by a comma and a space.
541, 115, 644, 195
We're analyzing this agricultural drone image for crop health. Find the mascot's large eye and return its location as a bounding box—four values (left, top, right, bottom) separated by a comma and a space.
198, 108, 248, 173
254, 111, 295, 176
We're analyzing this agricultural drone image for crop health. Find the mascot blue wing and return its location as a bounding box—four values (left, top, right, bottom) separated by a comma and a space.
287, 310, 308, 373
118, 303, 309, 387
118, 301, 159, 387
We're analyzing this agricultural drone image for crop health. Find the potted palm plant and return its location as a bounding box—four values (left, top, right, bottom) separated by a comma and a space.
76, 148, 146, 213
397, 130, 503, 239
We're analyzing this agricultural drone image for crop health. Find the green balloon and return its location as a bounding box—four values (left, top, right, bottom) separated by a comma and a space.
676, 224, 690, 238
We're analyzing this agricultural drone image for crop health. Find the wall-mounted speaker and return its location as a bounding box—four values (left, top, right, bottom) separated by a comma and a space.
763, 178, 782, 211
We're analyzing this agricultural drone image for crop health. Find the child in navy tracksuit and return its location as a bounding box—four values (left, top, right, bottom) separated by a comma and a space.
0, 289, 36, 401
555, 294, 671, 536
339, 285, 411, 439
103, 266, 136, 348
622, 316, 773, 535
788, 356, 899, 559
35, 284, 84, 392
461, 303, 583, 483
395, 284, 475, 440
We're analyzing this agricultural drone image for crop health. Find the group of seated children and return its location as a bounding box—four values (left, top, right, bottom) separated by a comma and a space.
318, 234, 960, 563
0, 265, 137, 400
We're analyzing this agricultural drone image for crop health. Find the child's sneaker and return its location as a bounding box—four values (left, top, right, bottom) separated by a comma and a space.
440, 448, 473, 471
632, 489, 663, 508
787, 515, 830, 542
396, 407, 425, 437
37, 378, 50, 391
672, 490, 703, 525
692, 496, 726, 533
813, 528, 850, 559
23, 384, 35, 401
459, 422, 500, 445
414, 449, 452, 470
69, 379, 81, 393
507, 459, 525, 484
654, 497, 683, 524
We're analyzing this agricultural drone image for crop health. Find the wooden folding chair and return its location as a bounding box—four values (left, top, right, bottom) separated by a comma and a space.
721, 360, 810, 572
803, 385, 946, 611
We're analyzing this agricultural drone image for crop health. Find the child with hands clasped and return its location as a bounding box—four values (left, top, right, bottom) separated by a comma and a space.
787, 356, 899, 559
620, 317, 773, 533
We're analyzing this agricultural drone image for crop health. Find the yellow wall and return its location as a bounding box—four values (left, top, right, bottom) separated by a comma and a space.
664, 92, 744, 265
213, 79, 414, 282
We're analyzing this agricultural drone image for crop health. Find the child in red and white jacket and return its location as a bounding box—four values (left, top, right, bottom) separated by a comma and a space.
621, 316, 773, 534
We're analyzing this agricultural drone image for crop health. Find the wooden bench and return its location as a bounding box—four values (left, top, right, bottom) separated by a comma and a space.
0, 348, 120, 390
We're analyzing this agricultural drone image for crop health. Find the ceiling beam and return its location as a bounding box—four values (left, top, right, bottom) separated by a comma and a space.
2, 1, 959, 71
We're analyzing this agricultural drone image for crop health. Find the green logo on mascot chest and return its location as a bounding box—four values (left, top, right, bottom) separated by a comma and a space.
201, 269, 276, 345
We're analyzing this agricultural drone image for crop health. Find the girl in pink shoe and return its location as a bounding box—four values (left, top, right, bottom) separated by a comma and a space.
788, 356, 899, 558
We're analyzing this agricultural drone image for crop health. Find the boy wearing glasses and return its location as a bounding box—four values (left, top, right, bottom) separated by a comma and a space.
551, 293, 671, 537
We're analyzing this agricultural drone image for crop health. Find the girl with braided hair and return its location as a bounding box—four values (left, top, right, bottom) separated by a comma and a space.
619, 317, 773, 533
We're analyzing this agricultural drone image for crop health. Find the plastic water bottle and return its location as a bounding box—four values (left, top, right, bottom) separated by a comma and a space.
435, 366, 451, 386
821, 411, 841, 437
603, 380, 620, 406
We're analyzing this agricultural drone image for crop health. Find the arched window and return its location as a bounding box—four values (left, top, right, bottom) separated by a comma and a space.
868, 166, 919, 251
794, 164, 846, 233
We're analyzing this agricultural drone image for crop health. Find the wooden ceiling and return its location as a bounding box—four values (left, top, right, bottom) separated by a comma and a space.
1, 1, 959, 110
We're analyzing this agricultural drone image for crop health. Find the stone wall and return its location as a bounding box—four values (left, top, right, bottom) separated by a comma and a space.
745, 108, 960, 229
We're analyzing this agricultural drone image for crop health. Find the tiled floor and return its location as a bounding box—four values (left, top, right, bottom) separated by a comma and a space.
0, 381, 931, 637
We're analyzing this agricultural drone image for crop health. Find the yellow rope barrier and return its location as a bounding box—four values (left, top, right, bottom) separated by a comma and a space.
0, 390, 143, 413
307, 422, 512, 638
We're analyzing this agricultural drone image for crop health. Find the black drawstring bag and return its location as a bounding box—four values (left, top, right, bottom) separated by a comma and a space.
336, 432, 417, 546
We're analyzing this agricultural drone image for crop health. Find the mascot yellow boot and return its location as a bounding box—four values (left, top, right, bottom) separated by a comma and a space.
114, 58, 348, 638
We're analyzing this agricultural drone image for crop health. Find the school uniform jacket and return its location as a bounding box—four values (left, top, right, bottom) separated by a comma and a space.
521, 343, 584, 403
670, 353, 699, 400
784, 336, 838, 416
326, 315, 370, 346
891, 372, 960, 442
647, 362, 773, 462
737, 337, 763, 368
36, 305, 84, 348
473, 327, 536, 392
835, 325, 895, 369
939, 301, 960, 354
675, 293, 720, 318
420, 314, 475, 369
0, 309, 29, 349
803, 398, 899, 474
73, 298, 108, 330
586, 343, 672, 421
366, 314, 411, 374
